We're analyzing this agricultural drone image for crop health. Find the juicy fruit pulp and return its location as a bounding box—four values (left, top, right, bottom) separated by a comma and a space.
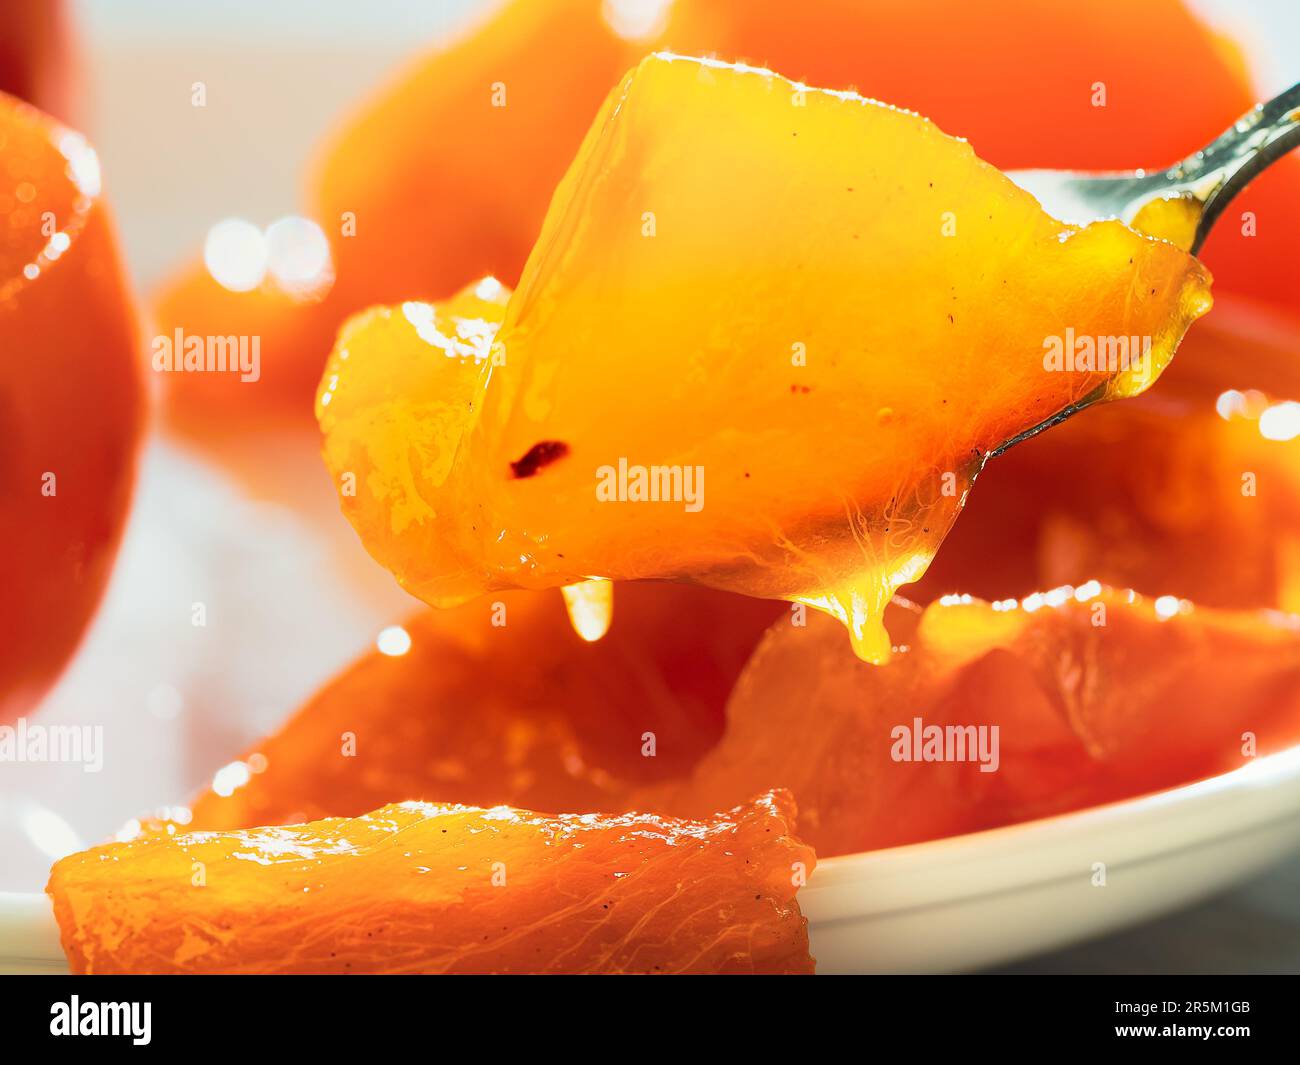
161, 0, 1292, 444
49, 791, 815, 975
654, 591, 1300, 856
319, 54, 1211, 662
662, 0, 1299, 310
0, 92, 143, 722
180, 583, 782, 831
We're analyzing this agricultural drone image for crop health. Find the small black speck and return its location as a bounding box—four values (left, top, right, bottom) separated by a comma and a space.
510, 440, 570, 479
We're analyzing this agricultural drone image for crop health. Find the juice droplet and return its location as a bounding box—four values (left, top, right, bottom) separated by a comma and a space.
847, 612, 893, 665
560, 579, 614, 642
796, 580, 895, 664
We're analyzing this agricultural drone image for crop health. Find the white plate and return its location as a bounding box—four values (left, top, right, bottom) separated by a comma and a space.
5, 744, 1300, 975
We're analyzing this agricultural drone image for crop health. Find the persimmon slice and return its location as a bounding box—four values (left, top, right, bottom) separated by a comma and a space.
318, 54, 1210, 662
180, 584, 780, 831
651, 589, 1300, 857
48, 790, 815, 975
915, 297, 1300, 611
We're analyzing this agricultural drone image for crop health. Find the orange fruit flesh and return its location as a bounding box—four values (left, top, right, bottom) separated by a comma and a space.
49, 790, 814, 975
652, 591, 1300, 857
180, 583, 781, 832
167, 0, 1288, 440
663, 0, 1299, 309
916, 296, 1300, 611
319, 54, 1210, 662
0, 93, 143, 722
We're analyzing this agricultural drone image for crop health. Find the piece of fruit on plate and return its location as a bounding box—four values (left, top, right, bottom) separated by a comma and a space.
318, 53, 1211, 663
648, 589, 1300, 857
0, 92, 144, 723
177, 583, 781, 831
48, 790, 814, 975
915, 296, 1300, 611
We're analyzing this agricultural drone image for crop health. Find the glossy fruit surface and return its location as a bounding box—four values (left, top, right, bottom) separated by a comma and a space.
182, 583, 781, 830
663, 0, 1299, 310
50, 790, 814, 974
0, 93, 143, 722
173, 0, 1289, 440
916, 296, 1300, 611
319, 55, 1210, 661
652, 591, 1300, 856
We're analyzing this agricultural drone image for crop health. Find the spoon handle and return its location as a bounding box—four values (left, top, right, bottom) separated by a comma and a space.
1183, 81, 1300, 252
1008, 83, 1300, 252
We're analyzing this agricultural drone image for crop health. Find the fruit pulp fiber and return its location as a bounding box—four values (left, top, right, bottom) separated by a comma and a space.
49, 791, 814, 975
650, 591, 1300, 855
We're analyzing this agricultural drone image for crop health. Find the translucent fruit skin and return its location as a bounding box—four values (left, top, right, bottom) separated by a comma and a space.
317, 279, 512, 604
320, 55, 1210, 659
0, 93, 143, 722
653, 592, 1300, 856
182, 583, 782, 831
49, 791, 815, 975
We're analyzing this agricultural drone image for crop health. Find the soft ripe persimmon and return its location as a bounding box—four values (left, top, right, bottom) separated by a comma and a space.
662, 0, 1299, 311
319, 55, 1210, 662
652, 592, 1300, 857
49, 790, 815, 975
916, 295, 1300, 611
167, 0, 1287, 441
179, 583, 781, 831
0, 93, 143, 722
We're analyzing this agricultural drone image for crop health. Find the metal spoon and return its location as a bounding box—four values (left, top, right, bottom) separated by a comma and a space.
1009, 81, 1300, 253
989, 82, 1300, 457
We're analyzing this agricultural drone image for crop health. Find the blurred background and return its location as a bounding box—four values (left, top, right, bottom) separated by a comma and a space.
1, 0, 1298, 972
